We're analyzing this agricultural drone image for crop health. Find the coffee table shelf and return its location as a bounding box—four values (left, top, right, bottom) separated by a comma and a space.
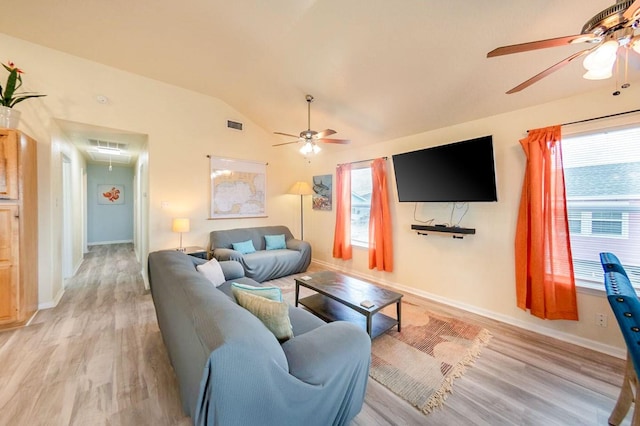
295, 271, 402, 339
299, 294, 399, 339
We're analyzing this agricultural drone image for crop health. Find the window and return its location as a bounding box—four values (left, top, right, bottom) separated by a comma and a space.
350, 166, 372, 246
562, 125, 640, 287
568, 210, 628, 238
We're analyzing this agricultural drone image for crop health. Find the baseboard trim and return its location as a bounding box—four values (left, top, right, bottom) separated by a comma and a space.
38, 287, 65, 310
88, 239, 133, 246
311, 259, 626, 359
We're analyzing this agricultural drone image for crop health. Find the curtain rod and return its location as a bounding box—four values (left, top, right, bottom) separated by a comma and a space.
528, 108, 640, 132
561, 108, 640, 127
337, 156, 388, 166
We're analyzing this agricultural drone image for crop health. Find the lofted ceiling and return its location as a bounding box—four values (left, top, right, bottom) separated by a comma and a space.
2, 0, 639, 152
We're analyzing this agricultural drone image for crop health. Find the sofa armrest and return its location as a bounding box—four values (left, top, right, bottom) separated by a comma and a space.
213, 248, 243, 262
281, 321, 371, 385
219, 261, 245, 281
286, 238, 310, 253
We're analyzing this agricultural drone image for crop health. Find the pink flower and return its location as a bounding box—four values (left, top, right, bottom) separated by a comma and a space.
7, 61, 23, 74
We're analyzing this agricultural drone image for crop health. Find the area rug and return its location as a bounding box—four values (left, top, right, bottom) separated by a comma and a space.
275, 276, 491, 414
369, 300, 491, 414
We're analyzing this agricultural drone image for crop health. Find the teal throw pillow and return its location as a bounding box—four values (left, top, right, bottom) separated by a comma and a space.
264, 234, 286, 250
232, 239, 256, 254
231, 282, 282, 302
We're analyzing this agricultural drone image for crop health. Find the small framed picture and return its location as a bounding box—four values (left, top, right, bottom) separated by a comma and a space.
312, 174, 332, 210
98, 184, 124, 205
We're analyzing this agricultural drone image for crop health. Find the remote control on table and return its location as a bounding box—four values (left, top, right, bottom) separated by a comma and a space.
360, 300, 375, 308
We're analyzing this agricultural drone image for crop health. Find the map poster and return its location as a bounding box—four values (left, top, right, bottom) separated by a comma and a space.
209, 156, 267, 219
312, 174, 332, 210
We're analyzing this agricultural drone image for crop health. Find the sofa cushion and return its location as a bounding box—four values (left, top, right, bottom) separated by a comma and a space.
231, 282, 282, 302
235, 290, 294, 342
264, 234, 286, 250
232, 239, 256, 254
196, 258, 227, 287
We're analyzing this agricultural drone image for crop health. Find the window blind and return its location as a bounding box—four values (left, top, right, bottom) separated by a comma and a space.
562, 125, 640, 288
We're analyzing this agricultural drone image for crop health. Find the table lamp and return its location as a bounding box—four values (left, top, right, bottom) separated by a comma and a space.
172, 218, 190, 252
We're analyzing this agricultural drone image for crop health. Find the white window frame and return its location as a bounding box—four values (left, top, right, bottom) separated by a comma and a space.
350, 164, 372, 248
562, 117, 640, 293
567, 209, 629, 239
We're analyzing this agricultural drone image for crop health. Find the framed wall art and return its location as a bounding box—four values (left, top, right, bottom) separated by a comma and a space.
312, 174, 332, 210
209, 155, 267, 219
98, 184, 124, 205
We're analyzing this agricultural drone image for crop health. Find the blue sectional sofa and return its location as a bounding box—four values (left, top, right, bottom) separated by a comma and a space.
209, 225, 311, 282
148, 250, 371, 426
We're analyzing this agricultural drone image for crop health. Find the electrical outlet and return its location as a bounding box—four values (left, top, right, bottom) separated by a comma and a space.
595, 313, 608, 327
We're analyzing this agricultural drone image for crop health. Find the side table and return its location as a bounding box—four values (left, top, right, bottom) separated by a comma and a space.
180, 246, 208, 259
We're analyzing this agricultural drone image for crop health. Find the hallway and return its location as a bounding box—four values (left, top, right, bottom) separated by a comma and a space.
0, 244, 189, 425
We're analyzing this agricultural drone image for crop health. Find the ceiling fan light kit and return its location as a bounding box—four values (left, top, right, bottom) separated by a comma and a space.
273, 94, 350, 155
300, 141, 321, 155
488, 0, 640, 93
583, 39, 619, 79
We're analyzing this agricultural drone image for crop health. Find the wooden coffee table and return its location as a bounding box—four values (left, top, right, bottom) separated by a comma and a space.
295, 271, 403, 339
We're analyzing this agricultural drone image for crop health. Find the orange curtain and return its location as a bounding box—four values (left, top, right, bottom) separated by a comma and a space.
368, 158, 393, 271
515, 126, 578, 320
333, 163, 352, 260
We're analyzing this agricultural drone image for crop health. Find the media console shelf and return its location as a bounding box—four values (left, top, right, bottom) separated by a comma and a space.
411, 224, 476, 239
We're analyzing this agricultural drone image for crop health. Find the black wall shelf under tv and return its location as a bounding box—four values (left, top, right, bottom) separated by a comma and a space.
411, 224, 476, 239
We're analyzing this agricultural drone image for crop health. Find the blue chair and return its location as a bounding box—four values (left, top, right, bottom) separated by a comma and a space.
600, 252, 640, 426
601, 252, 630, 278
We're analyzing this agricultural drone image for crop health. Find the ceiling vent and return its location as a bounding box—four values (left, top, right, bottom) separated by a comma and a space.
88, 139, 128, 150
227, 120, 243, 131
87, 151, 132, 164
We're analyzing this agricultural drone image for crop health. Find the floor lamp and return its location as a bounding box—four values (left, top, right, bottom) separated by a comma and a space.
288, 181, 314, 240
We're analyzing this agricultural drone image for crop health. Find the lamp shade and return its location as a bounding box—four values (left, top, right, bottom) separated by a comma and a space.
172, 218, 190, 233
288, 181, 314, 196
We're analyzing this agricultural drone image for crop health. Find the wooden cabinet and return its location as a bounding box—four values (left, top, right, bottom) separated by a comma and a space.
0, 129, 38, 329
0, 130, 19, 199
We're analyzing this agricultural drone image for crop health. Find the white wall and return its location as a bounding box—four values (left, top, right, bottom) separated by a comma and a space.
4, 30, 634, 356
43, 123, 87, 307
1, 32, 305, 306
304, 84, 640, 357
87, 164, 134, 244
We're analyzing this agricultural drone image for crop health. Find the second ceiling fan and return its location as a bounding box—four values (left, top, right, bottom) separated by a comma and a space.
273, 95, 350, 155
487, 0, 640, 94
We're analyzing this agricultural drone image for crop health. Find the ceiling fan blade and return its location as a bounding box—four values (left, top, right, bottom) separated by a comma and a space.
505, 48, 592, 94
272, 140, 300, 147
487, 34, 596, 58
274, 131, 300, 138
315, 129, 337, 138
318, 138, 351, 144
624, 0, 640, 20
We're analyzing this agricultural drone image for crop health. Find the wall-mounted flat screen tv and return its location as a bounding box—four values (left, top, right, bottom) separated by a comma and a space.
392, 135, 498, 202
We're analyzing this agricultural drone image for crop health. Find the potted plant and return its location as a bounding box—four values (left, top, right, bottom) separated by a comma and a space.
0, 61, 46, 128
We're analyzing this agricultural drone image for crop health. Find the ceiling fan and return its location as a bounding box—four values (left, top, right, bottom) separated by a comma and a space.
487, 0, 640, 94
273, 94, 350, 155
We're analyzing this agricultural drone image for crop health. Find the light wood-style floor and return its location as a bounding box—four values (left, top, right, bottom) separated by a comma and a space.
0, 244, 631, 425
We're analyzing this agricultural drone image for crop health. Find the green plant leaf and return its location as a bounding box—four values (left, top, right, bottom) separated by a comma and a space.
9, 94, 46, 107
3, 69, 18, 103
2, 63, 45, 108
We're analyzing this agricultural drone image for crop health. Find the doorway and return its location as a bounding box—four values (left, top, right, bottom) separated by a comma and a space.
61, 155, 73, 285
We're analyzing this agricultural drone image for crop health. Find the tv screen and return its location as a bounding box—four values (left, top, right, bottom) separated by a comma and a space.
392, 135, 498, 202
